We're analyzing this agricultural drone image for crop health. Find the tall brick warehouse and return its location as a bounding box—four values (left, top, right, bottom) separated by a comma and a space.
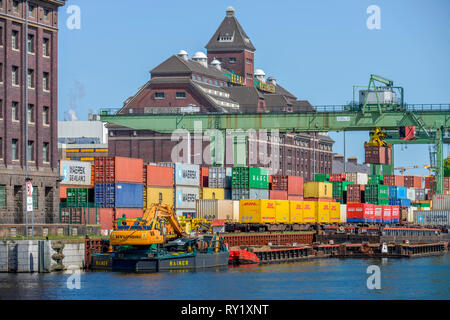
0, 0, 65, 224
106, 7, 334, 180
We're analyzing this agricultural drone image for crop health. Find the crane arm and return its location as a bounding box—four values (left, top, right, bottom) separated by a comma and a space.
370, 74, 393, 87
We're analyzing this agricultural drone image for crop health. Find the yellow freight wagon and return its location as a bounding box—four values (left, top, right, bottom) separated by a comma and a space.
303, 182, 333, 198
329, 202, 340, 224
289, 201, 303, 224
302, 201, 317, 223
200, 188, 225, 200
144, 187, 174, 208
239, 199, 276, 224
317, 202, 330, 223
274, 200, 290, 224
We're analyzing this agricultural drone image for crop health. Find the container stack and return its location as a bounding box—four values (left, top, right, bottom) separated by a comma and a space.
159, 163, 200, 217
346, 184, 364, 203
201, 167, 232, 200
270, 175, 304, 201
388, 186, 410, 207
364, 184, 389, 205
303, 182, 332, 201
231, 167, 269, 200
345, 172, 368, 185
143, 165, 174, 208
94, 157, 144, 234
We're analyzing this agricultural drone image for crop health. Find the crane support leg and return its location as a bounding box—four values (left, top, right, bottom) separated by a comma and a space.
436, 127, 444, 194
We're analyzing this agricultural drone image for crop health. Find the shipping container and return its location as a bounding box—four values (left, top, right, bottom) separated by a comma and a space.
368, 175, 383, 185
406, 188, 416, 201
231, 188, 249, 200
314, 173, 329, 182
159, 163, 200, 186
287, 195, 304, 201
175, 186, 200, 209
94, 157, 143, 184
382, 205, 392, 223
328, 202, 340, 224
200, 167, 209, 187
329, 174, 346, 182
317, 202, 330, 224
239, 199, 276, 224
60, 185, 86, 200
144, 187, 174, 208
232, 167, 269, 189
374, 205, 383, 223
60, 160, 92, 186
414, 210, 450, 226
391, 206, 400, 223
176, 209, 196, 218
249, 189, 270, 200
383, 175, 404, 187
347, 203, 373, 223
340, 204, 347, 223
100, 208, 143, 232
389, 199, 411, 207
302, 201, 317, 224
94, 184, 115, 208
145, 165, 174, 187
271, 175, 288, 190
196, 199, 237, 221
432, 194, 450, 210
365, 184, 389, 204
208, 167, 231, 188
269, 190, 288, 200
289, 201, 303, 224
200, 188, 225, 200
364, 145, 387, 164
388, 186, 407, 200
415, 189, 427, 201
287, 176, 304, 196
115, 183, 144, 208
346, 184, 364, 203
304, 182, 332, 198
345, 172, 368, 185
273, 200, 290, 224
404, 176, 422, 189
424, 176, 435, 189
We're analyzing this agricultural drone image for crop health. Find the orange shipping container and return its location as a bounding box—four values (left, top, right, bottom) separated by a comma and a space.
95, 157, 143, 184
146, 165, 174, 187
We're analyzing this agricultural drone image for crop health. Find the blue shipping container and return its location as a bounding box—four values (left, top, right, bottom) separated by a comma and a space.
389, 186, 407, 200
95, 183, 115, 208
389, 199, 411, 207
115, 183, 143, 208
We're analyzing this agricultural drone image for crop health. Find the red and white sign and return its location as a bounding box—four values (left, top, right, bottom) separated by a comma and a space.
26, 182, 33, 197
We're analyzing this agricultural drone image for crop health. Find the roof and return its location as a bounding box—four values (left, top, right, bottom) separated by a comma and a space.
274, 83, 297, 99
332, 160, 370, 174
151, 55, 229, 81
224, 86, 264, 112
205, 11, 255, 52
291, 100, 315, 112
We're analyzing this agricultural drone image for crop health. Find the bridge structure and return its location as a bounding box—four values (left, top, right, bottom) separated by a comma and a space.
100, 103, 450, 193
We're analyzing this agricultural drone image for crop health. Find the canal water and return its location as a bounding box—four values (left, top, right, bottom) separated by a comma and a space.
0, 254, 448, 300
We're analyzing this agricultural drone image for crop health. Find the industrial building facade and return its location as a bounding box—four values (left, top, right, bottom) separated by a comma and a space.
106, 7, 333, 180
0, 0, 65, 224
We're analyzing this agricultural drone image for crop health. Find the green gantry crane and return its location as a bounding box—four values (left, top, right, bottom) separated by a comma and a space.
100, 75, 450, 193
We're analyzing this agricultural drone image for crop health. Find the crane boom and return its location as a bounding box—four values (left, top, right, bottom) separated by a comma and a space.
370, 74, 393, 87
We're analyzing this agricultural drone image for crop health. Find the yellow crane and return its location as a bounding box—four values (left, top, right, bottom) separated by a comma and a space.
394, 165, 433, 175
110, 204, 186, 246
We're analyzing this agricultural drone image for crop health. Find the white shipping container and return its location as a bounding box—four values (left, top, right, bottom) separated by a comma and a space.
196, 199, 238, 221
413, 210, 450, 226
408, 207, 415, 223
232, 200, 239, 222
340, 204, 347, 223
159, 163, 200, 186
175, 186, 199, 209
432, 194, 450, 210
60, 160, 92, 186
345, 172, 368, 185
406, 188, 416, 201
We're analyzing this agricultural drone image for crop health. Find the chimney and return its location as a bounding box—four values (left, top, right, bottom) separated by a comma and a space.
333, 154, 344, 163
348, 157, 358, 165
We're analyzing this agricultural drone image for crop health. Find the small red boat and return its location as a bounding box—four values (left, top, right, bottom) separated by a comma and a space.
228, 250, 260, 265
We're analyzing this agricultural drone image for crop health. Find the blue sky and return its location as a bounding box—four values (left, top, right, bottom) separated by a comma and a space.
58, 0, 450, 174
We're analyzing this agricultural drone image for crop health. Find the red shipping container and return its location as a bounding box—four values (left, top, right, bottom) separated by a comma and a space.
346, 203, 373, 221
271, 175, 288, 191
425, 176, 435, 189
383, 175, 404, 187
391, 206, 400, 221
287, 195, 304, 201
347, 184, 364, 203
95, 157, 143, 184
146, 165, 173, 187
382, 205, 392, 223
374, 205, 383, 222
329, 174, 346, 182
404, 175, 421, 189
200, 167, 209, 187
288, 176, 304, 195
270, 190, 288, 200
100, 208, 113, 231
364, 144, 386, 164
269, 175, 273, 184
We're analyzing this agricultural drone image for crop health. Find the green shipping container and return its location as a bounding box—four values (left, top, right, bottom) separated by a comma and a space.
368, 175, 383, 185
231, 167, 268, 189
365, 184, 389, 204
67, 188, 89, 204
314, 173, 329, 182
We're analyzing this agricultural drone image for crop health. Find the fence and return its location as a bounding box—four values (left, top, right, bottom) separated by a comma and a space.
59, 203, 100, 225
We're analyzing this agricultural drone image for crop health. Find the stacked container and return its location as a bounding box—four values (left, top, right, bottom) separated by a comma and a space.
314, 173, 329, 182
94, 156, 144, 233
159, 163, 200, 217
270, 175, 304, 201
404, 176, 422, 189
364, 184, 389, 205
383, 175, 404, 187
346, 184, 364, 203
368, 174, 383, 185
303, 182, 332, 200
196, 199, 239, 221
388, 186, 410, 207
232, 167, 269, 200
143, 165, 174, 208
345, 172, 368, 185
331, 181, 354, 203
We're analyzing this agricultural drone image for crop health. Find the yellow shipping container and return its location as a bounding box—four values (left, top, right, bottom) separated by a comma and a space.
274, 200, 290, 224
289, 201, 303, 224
317, 202, 330, 223
303, 182, 332, 198
239, 199, 276, 224
302, 201, 317, 223
144, 187, 174, 208
328, 202, 340, 224
201, 188, 225, 200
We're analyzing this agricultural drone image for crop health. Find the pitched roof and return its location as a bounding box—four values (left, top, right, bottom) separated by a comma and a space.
332, 160, 370, 174
205, 11, 255, 52
224, 86, 263, 112
274, 83, 297, 99
151, 55, 229, 81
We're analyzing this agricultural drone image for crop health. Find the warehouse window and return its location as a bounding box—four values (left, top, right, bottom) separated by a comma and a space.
0, 138, 2, 159
12, 139, 18, 160
12, 102, 19, 121
44, 8, 50, 21
43, 72, 49, 91
27, 69, 34, 89
229, 57, 236, 63
27, 141, 34, 161
12, 30, 19, 50
32, 187, 38, 209
27, 104, 34, 123
154, 92, 164, 99
43, 38, 50, 57
176, 92, 186, 99
12, 1, 19, 13
0, 185, 5, 209
12, 66, 19, 86
28, 3, 35, 17
43, 142, 49, 163
43, 106, 49, 125
27, 34, 34, 53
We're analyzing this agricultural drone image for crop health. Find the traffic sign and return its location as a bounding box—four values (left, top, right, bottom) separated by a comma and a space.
26, 182, 33, 197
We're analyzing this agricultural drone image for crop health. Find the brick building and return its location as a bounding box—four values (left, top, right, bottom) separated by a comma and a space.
0, 0, 65, 224
106, 6, 333, 179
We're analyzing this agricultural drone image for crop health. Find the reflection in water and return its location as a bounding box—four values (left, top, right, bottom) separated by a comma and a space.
0, 255, 448, 300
